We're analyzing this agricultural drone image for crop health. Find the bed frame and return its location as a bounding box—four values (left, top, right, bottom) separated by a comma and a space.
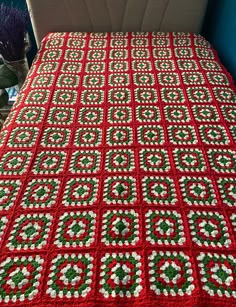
26, 0, 208, 46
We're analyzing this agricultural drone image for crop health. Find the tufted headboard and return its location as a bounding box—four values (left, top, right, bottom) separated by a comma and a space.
26, 0, 208, 46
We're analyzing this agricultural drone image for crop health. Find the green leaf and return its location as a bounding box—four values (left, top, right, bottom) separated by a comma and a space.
0, 64, 18, 89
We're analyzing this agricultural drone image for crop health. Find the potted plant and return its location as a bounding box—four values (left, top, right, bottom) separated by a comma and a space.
0, 4, 30, 89
0, 59, 18, 107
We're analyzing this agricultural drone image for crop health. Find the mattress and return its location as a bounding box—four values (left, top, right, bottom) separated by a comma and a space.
0, 32, 235, 307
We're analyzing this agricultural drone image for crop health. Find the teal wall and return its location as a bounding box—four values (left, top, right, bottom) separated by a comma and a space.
202, 0, 236, 82
1, 0, 37, 65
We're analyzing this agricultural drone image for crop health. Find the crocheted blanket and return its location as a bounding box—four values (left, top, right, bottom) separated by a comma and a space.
0, 32, 235, 307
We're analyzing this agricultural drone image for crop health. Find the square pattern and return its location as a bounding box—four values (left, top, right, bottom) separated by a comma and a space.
46, 253, 94, 299
103, 176, 137, 205
7, 127, 39, 148
137, 126, 165, 145
145, 209, 186, 246
32, 151, 67, 175
61, 62, 82, 73
108, 107, 132, 124
83, 75, 105, 88
57, 74, 79, 88
53, 90, 78, 105
81, 90, 104, 105
134, 88, 158, 103
158, 72, 180, 86
101, 209, 140, 246
192, 105, 220, 122
0, 151, 32, 175
6, 213, 53, 251
74, 128, 102, 147
164, 106, 190, 123
207, 149, 236, 174
187, 87, 212, 103
168, 125, 198, 145
173, 148, 207, 172
78, 107, 103, 125
31, 75, 54, 88
175, 48, 193, 58
16, 107, 45, 124
21, 178, 61, 209
62, 177, 99, 207
109, 61, 128, 72
136, 106, 161, 123
153, 48, 172, 58
106, 126, 133, 146
148, 251, 196, 296
139, 148, 170, 172
69, 150, 102, 174
41, 128, 71, 148
197, 253, 236, 298
109, 89, 131, 104
161, 88, 185, 103
105, 149, 135, 172
109, 74, 129, 87
0, 255, 45, 303
182, 72, 205, 85
188, 210, 232, 248
54, 210, 97, 248
142, 176, 177, 205
179, 176, 217, 206
199, 125, 230, 145
99, 252, 143, 298
47, 107, 75, 125
0, 32, 235, 306
0, 180, 22, 211
221, 105, 236, 122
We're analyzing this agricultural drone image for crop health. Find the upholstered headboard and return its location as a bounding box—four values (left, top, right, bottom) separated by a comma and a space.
26, 0, 208, 46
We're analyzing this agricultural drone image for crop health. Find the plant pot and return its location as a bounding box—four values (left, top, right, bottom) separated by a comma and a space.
5, 57, 29, 90
0, 89, 9, 107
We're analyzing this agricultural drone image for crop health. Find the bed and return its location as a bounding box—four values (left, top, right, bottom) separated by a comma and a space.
0, 1, 235, 306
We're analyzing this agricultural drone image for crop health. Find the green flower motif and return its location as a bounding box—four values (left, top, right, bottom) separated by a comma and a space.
208, 149, 236, 174
21, 178, 60, 209
48, 107, 74, 125
101, 209, 139, 246
103, 176, 137, 205
173, 148, 206, 172
180, 176, 217, 206
16, 107, 44, 124
0, 255, 44, 303
188, 210, 232, 248
218, 178, 236, 207
46, 253, 94, 299
54, 211, 96, 248
63, 177, 99, 207
142, 176, 177, 205
199, 125, 230, 145
148, 251, 195, 296
145, 209, 186, 245
6, 213, 53, 251
0, 151, 32, 175
99, 252, 143, 298
105, 149, 135, 172
197, 252, 236, 298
